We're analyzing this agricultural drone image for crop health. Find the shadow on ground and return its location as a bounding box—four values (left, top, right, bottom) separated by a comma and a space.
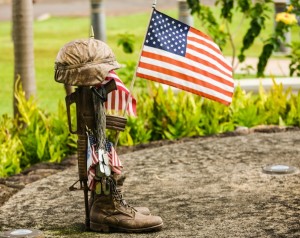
0, 126, 300, 237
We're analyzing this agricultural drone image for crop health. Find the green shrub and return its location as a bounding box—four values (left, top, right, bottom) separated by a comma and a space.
115, 80, 300, 146
15, 82, 77, 166
0, 114, 23, 177
0, 82, 77, 177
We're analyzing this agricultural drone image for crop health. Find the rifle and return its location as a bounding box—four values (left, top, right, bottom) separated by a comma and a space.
65, 79, 117, 230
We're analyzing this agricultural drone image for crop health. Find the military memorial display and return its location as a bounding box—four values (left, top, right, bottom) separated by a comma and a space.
53, 0, 235, 233
54, 37, 163, 233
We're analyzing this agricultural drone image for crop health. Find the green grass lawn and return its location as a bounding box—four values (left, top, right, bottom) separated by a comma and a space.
0, 8, 299, 116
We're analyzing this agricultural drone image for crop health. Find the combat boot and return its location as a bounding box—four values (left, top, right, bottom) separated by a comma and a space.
113, 173, 151, 215
89, 177, 163, 232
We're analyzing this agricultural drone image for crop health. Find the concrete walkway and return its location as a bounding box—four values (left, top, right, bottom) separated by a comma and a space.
228, 57, 300, 93
0, 0, 180, 21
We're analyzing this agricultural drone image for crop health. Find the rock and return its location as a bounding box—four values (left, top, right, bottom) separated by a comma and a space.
0, 131, 300, 237
0, 184, 17, 207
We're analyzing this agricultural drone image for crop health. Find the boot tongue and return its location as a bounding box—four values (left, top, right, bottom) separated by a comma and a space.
116, 188, 128, 206
109, 177, 128, 207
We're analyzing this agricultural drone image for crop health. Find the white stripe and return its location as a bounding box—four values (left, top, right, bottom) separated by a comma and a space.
139, 53, 234, 93
128, 97, 134, 116
137, 67, 232, 103
114, 91, 119, 116
107, 93, 112, 112
142, 46, 233, 85
121, 91, 126, 114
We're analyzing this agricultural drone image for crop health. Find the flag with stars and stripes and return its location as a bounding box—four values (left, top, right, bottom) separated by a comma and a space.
105, 140, 123, 175
102, 71, 137, 116
86, 132, 98, 190
136, 8, 234, 105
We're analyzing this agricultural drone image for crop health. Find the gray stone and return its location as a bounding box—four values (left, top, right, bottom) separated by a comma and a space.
0, 131, 300, 237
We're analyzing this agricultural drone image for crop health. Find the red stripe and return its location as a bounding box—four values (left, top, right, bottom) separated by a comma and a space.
118, 91, 122, 111
136, 72, 232, 105
111, 91, 116, 112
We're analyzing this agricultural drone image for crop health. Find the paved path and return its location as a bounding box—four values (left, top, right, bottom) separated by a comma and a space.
0, 0, 181, 21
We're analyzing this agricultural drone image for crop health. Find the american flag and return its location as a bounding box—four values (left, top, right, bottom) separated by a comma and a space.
102, 71, 137, 116
87, 132, 98, 190
136, 9, 234, 105
105, 140, 123, 175
87, 134, 123, 190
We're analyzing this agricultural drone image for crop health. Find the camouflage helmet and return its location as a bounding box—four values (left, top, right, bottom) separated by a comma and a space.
54, 38, 120, 86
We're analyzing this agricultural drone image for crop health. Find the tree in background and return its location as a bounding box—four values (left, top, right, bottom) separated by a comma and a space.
186, 0, 300, 77
12, 0, 36, 117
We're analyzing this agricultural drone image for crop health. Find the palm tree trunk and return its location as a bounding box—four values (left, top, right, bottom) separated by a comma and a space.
12, 0, 36, 117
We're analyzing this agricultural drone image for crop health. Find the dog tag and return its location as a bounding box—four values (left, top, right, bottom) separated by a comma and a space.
103, 164, 111, 176
98, 149, 104, 163
95, 181, 102, 195
103, 153, 109, 165
100, 163, 105, 173
98, 149, 105, 173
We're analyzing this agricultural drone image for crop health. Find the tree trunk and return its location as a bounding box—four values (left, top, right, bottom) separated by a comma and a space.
12, 0, 36, 117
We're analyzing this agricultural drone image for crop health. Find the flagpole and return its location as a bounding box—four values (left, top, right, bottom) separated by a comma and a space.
114, 4, 156, 149
152, 0, 157, 8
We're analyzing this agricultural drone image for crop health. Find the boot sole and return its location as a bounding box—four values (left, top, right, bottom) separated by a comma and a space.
90, 222, 163, 233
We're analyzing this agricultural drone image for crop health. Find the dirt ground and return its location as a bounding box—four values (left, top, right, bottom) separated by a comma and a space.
0, 126, 300, 238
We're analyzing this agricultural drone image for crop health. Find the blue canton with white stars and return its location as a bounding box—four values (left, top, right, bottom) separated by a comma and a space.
105, 139, 113, 153
145, 9, 190, 57
88, 133, 97, 146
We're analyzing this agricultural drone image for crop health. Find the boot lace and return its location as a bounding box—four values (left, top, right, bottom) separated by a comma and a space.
108, 177, 136, 212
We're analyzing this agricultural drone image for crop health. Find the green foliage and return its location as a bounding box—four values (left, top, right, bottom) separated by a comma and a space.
115, 81, 300, 146
0, 81, 77, 177
187, 0, 201, 15
0, 115, 23, 177
231, 87, 266, 127
117, 33, 135, 54
200, 99, 234, 135
187, 0, 227, 49
238, 1, 271, 63
15, 82, 77, 165
237, 0, 251, 13
256, 0, 299, 77
217, 0, 234, 22
147, 85, 203, 140
285, 92, 300, 126
288, 41, 300, 76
